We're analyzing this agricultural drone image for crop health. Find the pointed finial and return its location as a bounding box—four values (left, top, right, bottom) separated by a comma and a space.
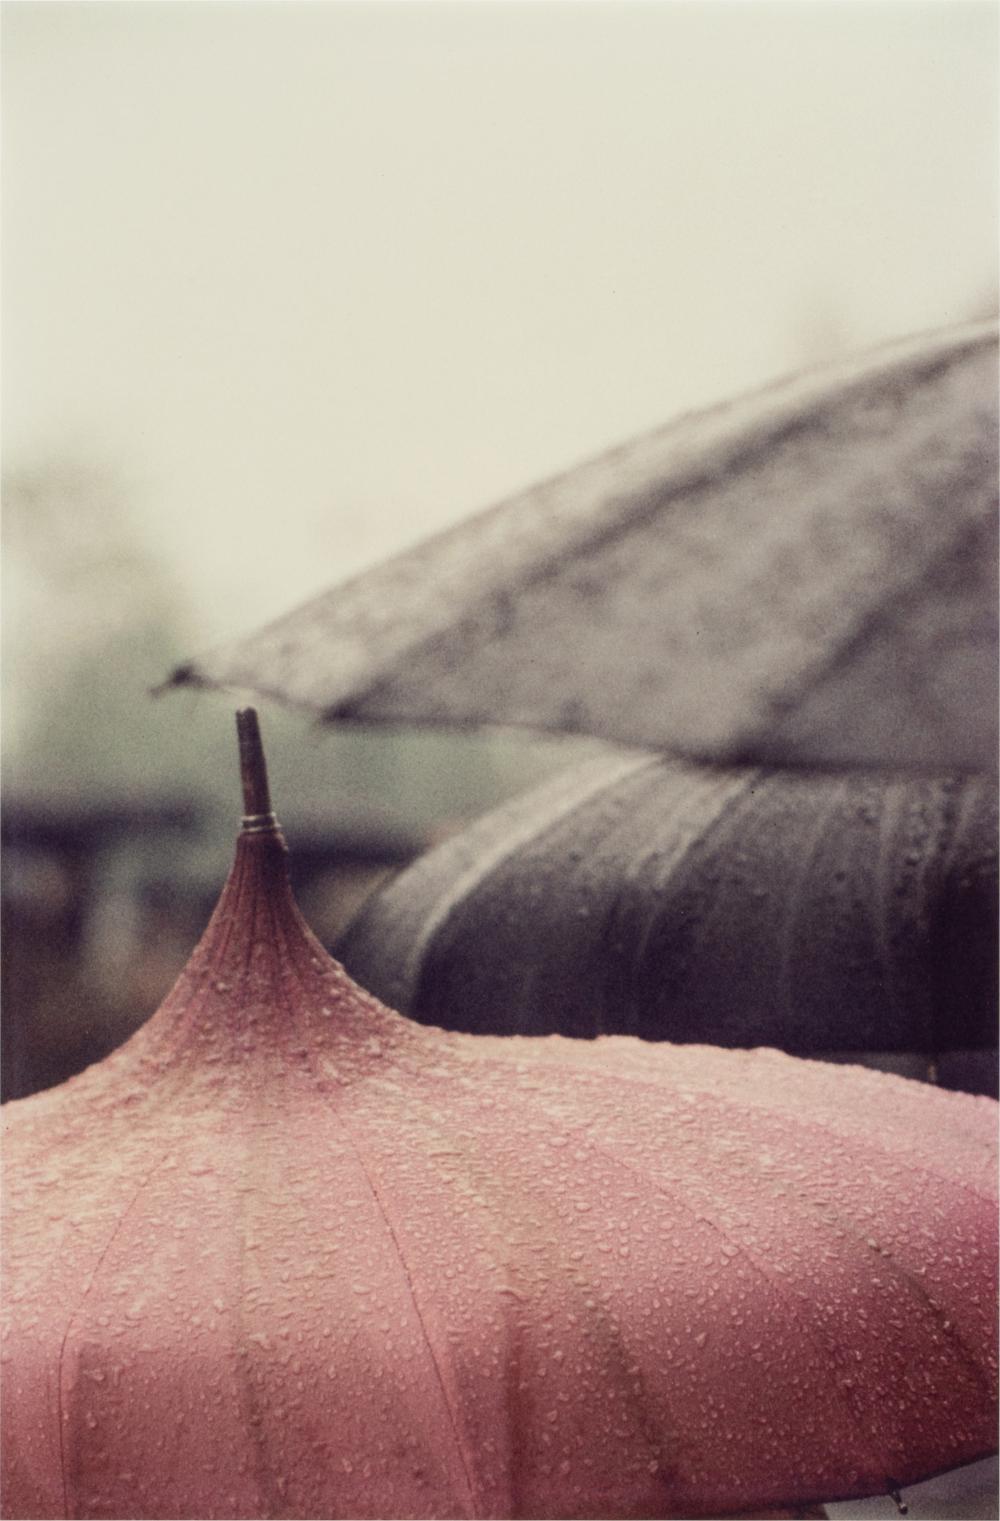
236, 708, 279, 832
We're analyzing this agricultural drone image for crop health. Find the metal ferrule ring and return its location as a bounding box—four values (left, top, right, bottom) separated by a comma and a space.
241, 812, 279, 833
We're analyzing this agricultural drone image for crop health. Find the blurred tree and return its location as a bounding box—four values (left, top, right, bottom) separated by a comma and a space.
3, 457, 193, 798
3, 454, 574, 829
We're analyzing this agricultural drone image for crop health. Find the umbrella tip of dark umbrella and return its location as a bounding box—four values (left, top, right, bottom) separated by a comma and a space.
150, 662, 202, 699
236, 708, 275, 822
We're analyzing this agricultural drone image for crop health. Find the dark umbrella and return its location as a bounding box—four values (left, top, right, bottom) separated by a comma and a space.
336, 752, 998, 1094
167, 322, 998, 772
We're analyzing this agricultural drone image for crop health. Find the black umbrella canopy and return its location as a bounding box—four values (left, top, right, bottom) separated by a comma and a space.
168, 321, 998, 772
335, 751, 999, 1095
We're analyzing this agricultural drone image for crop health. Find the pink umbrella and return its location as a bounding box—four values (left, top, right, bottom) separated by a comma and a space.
3, 714, 996, 1520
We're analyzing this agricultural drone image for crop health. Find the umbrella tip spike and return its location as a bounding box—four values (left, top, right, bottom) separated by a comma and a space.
889, 1487, 909, 1515
235, 707, 277, 826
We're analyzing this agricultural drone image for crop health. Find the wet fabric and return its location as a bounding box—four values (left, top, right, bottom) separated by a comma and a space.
4, 819, 996, 1519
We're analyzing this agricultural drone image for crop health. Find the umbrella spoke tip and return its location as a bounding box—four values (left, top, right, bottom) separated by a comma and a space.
158, 659, 208, 693
149, 662, 201, 699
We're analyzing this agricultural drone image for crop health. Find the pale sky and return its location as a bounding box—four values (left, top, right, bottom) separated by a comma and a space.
4, 0, 998, 648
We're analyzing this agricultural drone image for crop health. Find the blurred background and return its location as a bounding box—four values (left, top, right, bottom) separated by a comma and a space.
2, 0, 997, 1100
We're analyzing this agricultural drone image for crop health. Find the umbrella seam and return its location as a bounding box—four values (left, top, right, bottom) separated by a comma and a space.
405, 754, 665, 1019
265, 897, 484, 1519
393, 761, 755, 1040
326, 359, 997, 724
420, 1059, 969, 1510
173, 326, 995, 718
743, 512, 998, 764
248, 882, 482, 1514
559, 1131, 943, 1505
142, 837, 259, 1074
439, 1048, 996, 1205
566, 1100, 998, 1408
606, 769, 765, 1035
319, 1111, 484, 1517
927, 781, 997, 1057
239, 865, 290, 1519
870, 782, 942, 1057
55, 1151, 176, 1521
774, 778, 852, 1029
441, 1044, 999, 1383
354, 1055, 994, 1506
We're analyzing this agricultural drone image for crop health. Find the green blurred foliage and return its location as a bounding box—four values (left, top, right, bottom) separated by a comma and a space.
2, 454, 580, 836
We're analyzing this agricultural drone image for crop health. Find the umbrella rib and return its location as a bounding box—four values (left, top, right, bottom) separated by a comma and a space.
566, 1071, 997, 1403
774, 778, 851, 1027
331, 344, 996, 728
428, 1058, 898, 1507
396, 751, 658, 1003
253, 891, 483, 1515
149, 831, 264, 1066
448, 1049, 996, 1413
613, 768, 765, 1031
236, 330, 992, 720
233, 865, 295, 1519
326, 1113, 483, 1517
868, 781, 941, 1056
746, 513, 997, 762
55, 1150, 177, 1519
461, 1045, 996, 1205
544, 1126, 913, 1499
406, 1040, 986, 1498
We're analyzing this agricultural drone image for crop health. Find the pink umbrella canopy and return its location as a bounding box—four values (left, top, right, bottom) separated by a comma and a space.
2, 714, 997, 1521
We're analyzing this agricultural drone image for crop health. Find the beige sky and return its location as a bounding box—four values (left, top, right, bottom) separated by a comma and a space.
3, 0, 997, 648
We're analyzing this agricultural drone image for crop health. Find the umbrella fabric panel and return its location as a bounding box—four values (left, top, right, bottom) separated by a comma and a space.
1, 838, 465, 1521
339, 340, 997, 772
754, 505, 998, 772
5, 1012, 997, 1519
336, 755, 998, 1074
4, 790, 997, 1519
35, 1091, 478, 1521
338, 1045, 998, 1516
169, 323, 999, 772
